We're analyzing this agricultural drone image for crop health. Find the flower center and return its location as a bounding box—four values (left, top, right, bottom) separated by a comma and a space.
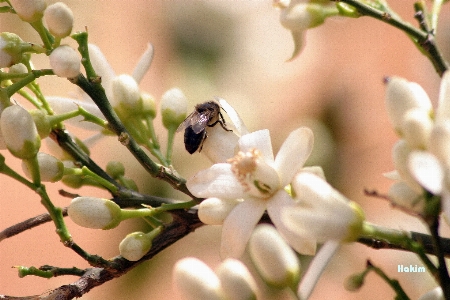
228, 148, 280, 198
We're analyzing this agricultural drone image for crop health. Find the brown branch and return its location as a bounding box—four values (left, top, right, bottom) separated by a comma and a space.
0, 208, 68, 242
0, 209, 203, 300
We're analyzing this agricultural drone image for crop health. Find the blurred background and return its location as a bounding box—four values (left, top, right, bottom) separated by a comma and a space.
1, 0, 450, 299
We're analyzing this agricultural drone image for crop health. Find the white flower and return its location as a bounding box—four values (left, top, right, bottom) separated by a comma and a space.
418, 287, 444, 300
216, 259, 258, 300
275, 1, 337, 60
44, 2, 74, 38
385, 71, 450, 220
173, 257, 257, 300
49, 45, 81, 78
173, 257, 223, 300
10, 0, 46, 23
281, 172, 365, 243
249, 224, 300, 288
187, 126, 315, 258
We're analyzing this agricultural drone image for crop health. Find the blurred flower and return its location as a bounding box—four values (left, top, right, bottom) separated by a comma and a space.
274, 1, 338, 60
173, 257, 257, 300
282, 172, 365, 243
49, 45, 81, 78
249, 224, 300, 288
418, 287, 444, 300
44, 2, 74, 38
384, 71, 450, 220
187, 127, 315, 258
10, 0, 46, 23
173, 257, 223, 300
0, 32, 25, 68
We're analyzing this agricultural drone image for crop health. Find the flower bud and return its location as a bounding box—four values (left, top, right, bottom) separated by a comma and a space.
280, 3, 328, 32
29, 109, 52, 138
0, 32, 25, 68
173, 257, 223, 300
344, 273, 365, 291
198, 197, 241, 225
68, 197, 122, 229
418, 287, 444, 300
141, 92, 157, 118
111, 74, 142, 116
119, 231, 152, 261
392, 140, 422, 193
249, 224, 300, 288
401, 107, 432, 150
1, 105, 41, 159
49, 45, 81, 78
161, 88, 187, 130
44, 2, 74, 38
385, 76, 432, 135
216, 259, 258, 300
388, 181, 425, 213
8, 63, 28, 81
429, 120, 450, 167
22, 152, 64, 182
106, 161, 125, 179
10, 0, 46, 23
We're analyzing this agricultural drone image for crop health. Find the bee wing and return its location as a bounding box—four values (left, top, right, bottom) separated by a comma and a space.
191, 112, 211, 134
176, 111, 196, 133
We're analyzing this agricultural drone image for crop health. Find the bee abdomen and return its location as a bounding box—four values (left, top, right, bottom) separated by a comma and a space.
184, 127, 207, 154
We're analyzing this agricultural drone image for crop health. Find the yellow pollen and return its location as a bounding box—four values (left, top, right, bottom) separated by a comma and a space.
228, 148, 261, 190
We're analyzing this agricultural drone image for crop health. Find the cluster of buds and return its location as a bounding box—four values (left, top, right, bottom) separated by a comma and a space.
384, 72, 450, 218
67, 197, 162, 261
2, 1, 79, 77
173, 225, 300, 300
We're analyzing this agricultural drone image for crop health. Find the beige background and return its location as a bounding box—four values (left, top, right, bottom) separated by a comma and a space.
1, 1, 450, 299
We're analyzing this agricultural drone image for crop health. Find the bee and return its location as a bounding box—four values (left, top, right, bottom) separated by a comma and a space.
177, 101, 232, 154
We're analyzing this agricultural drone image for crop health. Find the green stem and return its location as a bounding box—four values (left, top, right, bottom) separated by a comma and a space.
166, 126, 176, 165
366, 260, 410, 300
336, 0, 448, 75
428, 218, 450, 298
5, 69, 54, 97
36, 185, 72, 243
71, 32, 194, 198
30, 19, 53, 50
361, 222, 437, 274
431, 0, 445, 31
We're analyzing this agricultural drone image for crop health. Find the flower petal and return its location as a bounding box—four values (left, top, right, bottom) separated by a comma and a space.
239, 129, 274, 163
436, 70, 450, 123
186, 164, 245, 199
220, 197, 266, 258
298, 241, 340, 300
46, 96, 105, 131
216, 97, 249, 136
201, 124, 239, 163
408, 151, 444, 195
274, 127, 313, 187
131, 43, 154, 84
88, 44, 116, 99
267, 191, 317, 255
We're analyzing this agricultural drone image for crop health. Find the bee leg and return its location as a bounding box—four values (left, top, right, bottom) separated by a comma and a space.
209, 113, 233, 132
198, 132, 207, 153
